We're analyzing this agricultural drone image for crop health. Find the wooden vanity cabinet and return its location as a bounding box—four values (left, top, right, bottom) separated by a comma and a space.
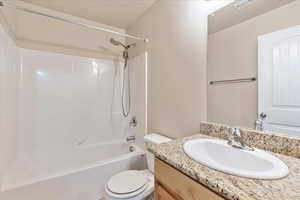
155, 158, 225, 200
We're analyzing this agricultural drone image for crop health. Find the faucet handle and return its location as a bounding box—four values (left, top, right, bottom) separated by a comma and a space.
129, 116, 137, 127
229, 128, 241, 140
228, 127, 254, 151
232, 128, 241, 137
228, 127, 234, 140
259, 112, 267, 119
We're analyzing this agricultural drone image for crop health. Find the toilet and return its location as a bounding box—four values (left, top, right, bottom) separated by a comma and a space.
105, 133, 172, 200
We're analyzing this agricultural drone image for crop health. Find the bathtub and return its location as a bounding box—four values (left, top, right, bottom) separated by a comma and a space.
0, 143, 147, 200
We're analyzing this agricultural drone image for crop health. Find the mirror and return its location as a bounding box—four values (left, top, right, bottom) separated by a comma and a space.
207, 0, 300, 138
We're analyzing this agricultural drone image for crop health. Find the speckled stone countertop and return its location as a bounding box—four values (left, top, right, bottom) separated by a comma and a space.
200, 121, 300, 158
149, 134, 300, 200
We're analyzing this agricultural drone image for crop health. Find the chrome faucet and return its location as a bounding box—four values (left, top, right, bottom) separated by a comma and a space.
126, 135, 136, 142
227, 128, 254, 151
129, 116, 137, 127
255, 113, 267, 131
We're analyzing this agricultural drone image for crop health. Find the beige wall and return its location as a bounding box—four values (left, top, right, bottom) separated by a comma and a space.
0, 0, 125, 59
207, 1, 300, 129
127, 1, 209, 138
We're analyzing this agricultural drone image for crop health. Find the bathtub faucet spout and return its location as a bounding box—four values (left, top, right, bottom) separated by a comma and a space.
126, 136, 136, 142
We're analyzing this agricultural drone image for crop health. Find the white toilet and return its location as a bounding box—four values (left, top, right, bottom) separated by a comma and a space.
105, 133, 172, 200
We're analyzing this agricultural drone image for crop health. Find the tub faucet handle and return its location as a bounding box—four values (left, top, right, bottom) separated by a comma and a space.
129, 116, 137, 127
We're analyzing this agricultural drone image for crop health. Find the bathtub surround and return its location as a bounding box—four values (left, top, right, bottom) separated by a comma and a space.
0, 21, 147, 200
128, 52, 148, 149
2, 49, 128, 190
0, 2, 149, 199
207, 0, 300, 128
149, 134, 300, 200
200, 122, 300, 158
0, 23, 19, 187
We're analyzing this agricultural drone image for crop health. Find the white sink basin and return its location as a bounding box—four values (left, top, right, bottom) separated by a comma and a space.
183, 139, 289, 179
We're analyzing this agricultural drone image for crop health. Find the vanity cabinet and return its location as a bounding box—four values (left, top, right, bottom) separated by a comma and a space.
155, 158, 225, 200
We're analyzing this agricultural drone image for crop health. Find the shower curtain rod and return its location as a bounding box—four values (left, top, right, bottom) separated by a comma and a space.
0, 1, 149, 42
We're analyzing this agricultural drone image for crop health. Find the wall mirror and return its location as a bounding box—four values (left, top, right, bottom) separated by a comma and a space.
207, 0, 300, 138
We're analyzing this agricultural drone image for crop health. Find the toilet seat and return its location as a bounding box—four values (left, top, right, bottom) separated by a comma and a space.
106, 183, 148, 199
107, 170, 147, 194
105, 170, 154, 200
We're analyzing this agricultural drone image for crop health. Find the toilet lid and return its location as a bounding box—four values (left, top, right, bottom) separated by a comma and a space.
106, 183, 148, 199
107, 170, 147, 194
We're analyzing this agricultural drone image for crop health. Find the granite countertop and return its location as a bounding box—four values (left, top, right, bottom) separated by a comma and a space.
149, 134, 300, 200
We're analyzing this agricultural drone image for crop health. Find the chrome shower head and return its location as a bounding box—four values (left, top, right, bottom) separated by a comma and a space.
110, 38, 136, 49
110, 38, 123, 46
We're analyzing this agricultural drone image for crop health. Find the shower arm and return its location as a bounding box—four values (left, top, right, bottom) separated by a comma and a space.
0, 1, 149, 43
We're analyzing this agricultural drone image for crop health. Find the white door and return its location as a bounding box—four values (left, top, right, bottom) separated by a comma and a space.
258, 26, 300, 136
258, 25, 300, 137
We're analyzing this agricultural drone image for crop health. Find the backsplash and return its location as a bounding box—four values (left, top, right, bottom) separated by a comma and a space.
200, 121, 300, 158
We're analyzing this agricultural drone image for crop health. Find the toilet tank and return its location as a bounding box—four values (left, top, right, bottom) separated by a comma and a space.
144, 133, 172, 173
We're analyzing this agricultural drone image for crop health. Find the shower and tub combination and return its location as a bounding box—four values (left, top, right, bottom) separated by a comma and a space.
0, 1, 153, 200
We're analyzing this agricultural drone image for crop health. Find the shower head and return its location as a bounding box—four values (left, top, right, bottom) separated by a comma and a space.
110, 38, 136, 49
110, 38, 126, 48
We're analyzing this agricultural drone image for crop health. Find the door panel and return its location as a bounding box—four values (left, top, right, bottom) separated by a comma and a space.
156, 183, 177, 200
258, 25, 300, 137
155, 158, 225, 200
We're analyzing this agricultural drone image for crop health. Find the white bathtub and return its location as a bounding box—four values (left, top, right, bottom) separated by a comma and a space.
0, 143, 147, 200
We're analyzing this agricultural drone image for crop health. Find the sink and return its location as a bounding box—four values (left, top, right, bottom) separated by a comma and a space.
183, 139, 289, 179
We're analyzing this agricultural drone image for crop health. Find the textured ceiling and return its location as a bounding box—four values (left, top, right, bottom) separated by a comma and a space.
209, 0, 296, 34
19, 0, 158, 29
